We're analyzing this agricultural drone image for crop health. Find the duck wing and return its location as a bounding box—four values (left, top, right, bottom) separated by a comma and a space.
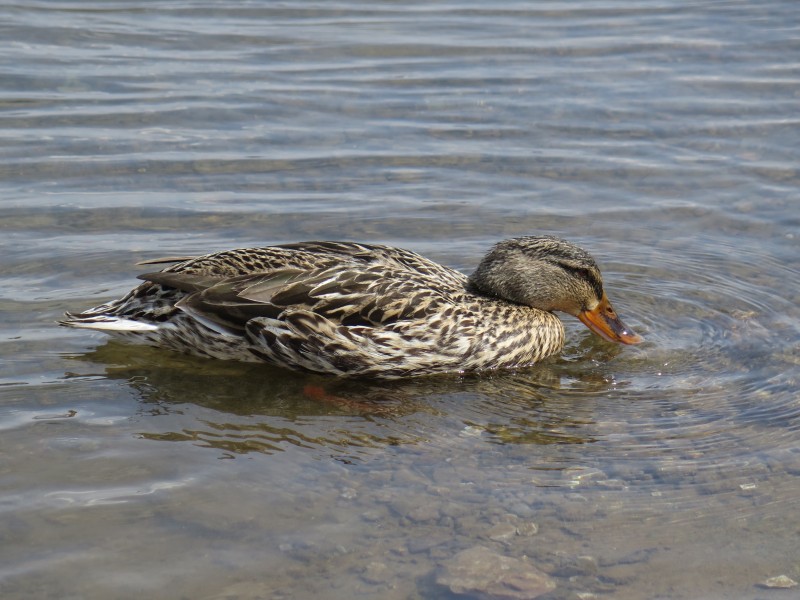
138, 260, 457, 337
137, 241, 467, 287
137, 268, 305, 335
136, 256, 199, 266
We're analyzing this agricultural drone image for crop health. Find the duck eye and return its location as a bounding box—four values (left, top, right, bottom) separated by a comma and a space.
568, 267, 591, 280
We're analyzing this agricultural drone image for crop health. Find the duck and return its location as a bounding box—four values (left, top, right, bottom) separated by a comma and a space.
61, 236, 642, 378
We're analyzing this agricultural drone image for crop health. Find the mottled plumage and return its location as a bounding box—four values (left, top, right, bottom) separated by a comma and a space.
62, 237, 641, 378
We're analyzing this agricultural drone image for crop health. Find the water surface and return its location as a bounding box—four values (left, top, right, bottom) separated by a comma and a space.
1, 1, 799, 599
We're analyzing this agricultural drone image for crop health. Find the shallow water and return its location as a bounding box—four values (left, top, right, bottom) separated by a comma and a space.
2, 1, 799, 599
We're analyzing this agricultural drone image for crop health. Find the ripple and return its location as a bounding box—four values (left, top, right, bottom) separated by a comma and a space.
2, 1, 799, 598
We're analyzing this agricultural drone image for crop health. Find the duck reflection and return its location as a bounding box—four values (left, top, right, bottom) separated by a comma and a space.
64, 339, 624, 458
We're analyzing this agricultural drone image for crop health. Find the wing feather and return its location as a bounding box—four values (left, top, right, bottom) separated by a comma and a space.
132, 243, 468, 342
136, 256, 198, 266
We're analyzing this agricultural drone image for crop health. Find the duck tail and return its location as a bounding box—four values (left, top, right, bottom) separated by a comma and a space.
60, 311, 159, 332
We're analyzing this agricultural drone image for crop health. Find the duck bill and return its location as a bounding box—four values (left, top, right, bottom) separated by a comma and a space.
578, 294, 643, 345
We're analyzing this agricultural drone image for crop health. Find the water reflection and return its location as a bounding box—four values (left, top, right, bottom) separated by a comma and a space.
65, 340, 618, 460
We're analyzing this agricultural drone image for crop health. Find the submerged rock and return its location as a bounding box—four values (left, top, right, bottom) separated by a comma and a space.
361, 561, 391, 584
759, 575, 798, 589
436, 545, 556, 600
486, 522, 517, 542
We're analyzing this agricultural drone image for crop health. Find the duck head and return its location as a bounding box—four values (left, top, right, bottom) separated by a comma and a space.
469, 236, 642, 345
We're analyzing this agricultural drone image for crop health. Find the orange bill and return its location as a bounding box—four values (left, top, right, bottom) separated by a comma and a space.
578, 293, 643, 345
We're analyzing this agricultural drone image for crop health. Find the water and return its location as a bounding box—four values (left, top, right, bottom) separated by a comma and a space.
2, 1, 799, 598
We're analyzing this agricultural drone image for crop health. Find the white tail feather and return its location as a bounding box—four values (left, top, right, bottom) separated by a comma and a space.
63, 317, 159, 332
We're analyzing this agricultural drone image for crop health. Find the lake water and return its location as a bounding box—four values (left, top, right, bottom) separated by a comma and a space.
2, 1, 799, 599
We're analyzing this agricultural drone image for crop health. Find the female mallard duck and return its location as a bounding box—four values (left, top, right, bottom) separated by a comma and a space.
62, 236, 641, 378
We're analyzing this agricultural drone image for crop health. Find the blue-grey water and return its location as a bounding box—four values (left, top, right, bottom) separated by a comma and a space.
2, 2, 799, 599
